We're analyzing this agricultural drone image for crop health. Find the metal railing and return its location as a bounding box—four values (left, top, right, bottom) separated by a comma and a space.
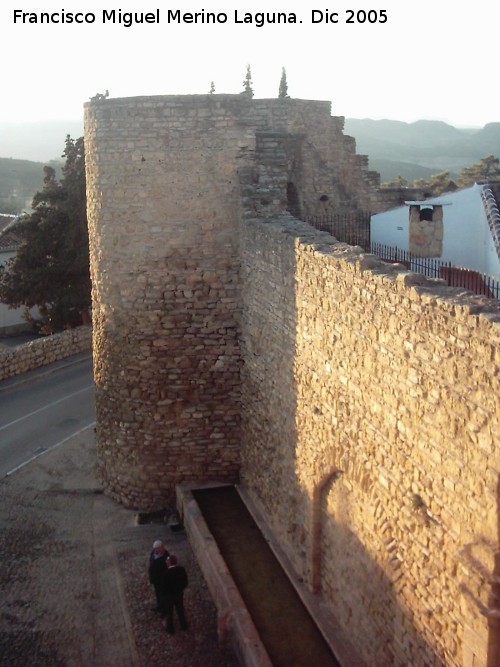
304, 212, 500, 300
306, 212, 371, 249
371, 242, 500, 300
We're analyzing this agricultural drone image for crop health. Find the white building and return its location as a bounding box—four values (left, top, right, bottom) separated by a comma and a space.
0, 215, 30, 333
371, 183, 500, 278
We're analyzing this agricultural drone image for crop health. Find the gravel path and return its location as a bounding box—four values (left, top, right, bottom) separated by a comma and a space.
0, 427, 238, 667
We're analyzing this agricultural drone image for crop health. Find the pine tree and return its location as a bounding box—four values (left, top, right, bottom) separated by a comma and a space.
278, 67, 289, 99
411, 171, 457, 195
457, 155, 500, 187
242, 65, 254, 97
209, 81, 215, 94
0, 136, 91, 334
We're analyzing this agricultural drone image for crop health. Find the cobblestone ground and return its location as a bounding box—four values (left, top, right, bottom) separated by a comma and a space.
0, 428, 237, 667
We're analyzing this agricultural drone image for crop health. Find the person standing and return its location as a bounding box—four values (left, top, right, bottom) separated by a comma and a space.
148, 540, 169, 612
160, 554, 188, 634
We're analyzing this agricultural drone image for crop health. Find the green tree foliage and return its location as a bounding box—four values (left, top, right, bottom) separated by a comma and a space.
413, 170, 457, 195
382, 175, 409, 188
0, 136, 91, 334
383, 156, 500, 195
242, 64, 254, 97
456, 155, 500, 187
278, 67, 289, 99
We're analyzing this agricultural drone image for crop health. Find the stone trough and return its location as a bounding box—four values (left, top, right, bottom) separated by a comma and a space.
176, 482, 364, 667
176, 482, 273, 667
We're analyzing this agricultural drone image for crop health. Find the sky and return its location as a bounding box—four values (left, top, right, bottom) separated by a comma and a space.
1, 0, 499, 128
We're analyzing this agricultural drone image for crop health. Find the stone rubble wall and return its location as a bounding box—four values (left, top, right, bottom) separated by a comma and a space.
409, 205, 444, 257
0, 326, 92, 382
84, 96, 249, 508
84, 94, 381, 509
85, 93, 499, 666
239, 215, 500, 667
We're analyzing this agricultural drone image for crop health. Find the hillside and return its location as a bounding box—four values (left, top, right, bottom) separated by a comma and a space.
367, 159, 450, 183
0, 120, 84, 162
0, 157, 45, 213
1, 117, 499, 199
0, 119, 82, 213
344, 118, 500, 181
0, 157, 62, 214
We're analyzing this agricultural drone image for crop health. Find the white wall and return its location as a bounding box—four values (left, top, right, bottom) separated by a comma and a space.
0, 249, 30, 331
371, 184, 500, 277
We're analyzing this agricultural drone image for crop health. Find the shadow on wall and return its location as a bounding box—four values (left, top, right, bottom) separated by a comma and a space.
237, 217, 493, 666
487, 474, 500, 667
315, 481, 444, 666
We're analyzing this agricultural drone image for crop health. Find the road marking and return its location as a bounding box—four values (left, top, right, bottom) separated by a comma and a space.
4, 422, 96, 477
0, 385, 94, 432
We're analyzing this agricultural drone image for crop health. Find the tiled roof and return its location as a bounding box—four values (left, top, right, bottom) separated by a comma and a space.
0, 214, 17, 233
0, 215, 22, 252
0, 232, 21, 252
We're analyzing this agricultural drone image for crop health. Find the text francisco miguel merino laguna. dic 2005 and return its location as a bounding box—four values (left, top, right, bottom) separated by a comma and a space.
12, 8, 389, 27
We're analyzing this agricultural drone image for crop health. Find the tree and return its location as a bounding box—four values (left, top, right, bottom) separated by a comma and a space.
457, 155, 500, 188
209, 81, 215, 94
242, 64, 254, 97
382, 175, 409, 188
278, 67, 289, 99
0, 136, 91, 334
412, 170, 457, 195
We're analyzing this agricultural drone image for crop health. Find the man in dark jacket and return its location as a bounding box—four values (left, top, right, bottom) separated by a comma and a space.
148, 540, 169, 612
160, 554, 188, 634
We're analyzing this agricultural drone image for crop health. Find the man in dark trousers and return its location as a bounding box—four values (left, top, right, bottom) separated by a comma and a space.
160, 554, 188, 634
148, 540, 169, 612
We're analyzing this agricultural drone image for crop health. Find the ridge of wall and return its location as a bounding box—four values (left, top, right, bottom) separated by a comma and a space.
0, 326, 91, 382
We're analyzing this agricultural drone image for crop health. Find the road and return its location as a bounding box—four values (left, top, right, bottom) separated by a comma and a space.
0, 353, 95, 477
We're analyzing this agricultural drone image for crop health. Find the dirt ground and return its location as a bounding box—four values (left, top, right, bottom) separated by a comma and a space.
0, 427, 238, 667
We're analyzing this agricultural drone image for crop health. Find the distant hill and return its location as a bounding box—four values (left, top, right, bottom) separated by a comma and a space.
344, 118, 500, 181
0, 120, 84, 162
0, 157, 62, 214
0, 119, 81, 212
1, 117, 499, 190
0, 157, 45, 213
367, 159, 453, 183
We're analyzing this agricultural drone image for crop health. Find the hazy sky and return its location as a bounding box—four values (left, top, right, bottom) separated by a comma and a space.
2, 0, 498, 127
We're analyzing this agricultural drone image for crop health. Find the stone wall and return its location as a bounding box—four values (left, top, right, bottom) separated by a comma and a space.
84, 94, 381, 508
239, 215, 499, 667
86, 93, 499, 666
0, 326, 92, 382
85, 96, 248, 508
409, 204, 444, 256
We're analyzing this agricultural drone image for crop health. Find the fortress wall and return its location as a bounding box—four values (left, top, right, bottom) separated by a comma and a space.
239, 215, 500, 667
84, 94, 381, 508
84, 96, 253, 507
85, 94, 500, 665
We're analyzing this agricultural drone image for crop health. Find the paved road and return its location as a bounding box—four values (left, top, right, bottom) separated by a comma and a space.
0, 353, 95, 477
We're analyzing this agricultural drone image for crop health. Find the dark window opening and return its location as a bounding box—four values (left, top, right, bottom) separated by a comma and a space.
286, 182, 301, 218
419, 206, 434, 221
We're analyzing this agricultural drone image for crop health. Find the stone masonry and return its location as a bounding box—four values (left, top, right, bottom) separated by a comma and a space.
409, 204, 444, 257
85, 94, 499, 667
238, 216, 499, 667
0, 326, 91, 382
84, 94, 381, 508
